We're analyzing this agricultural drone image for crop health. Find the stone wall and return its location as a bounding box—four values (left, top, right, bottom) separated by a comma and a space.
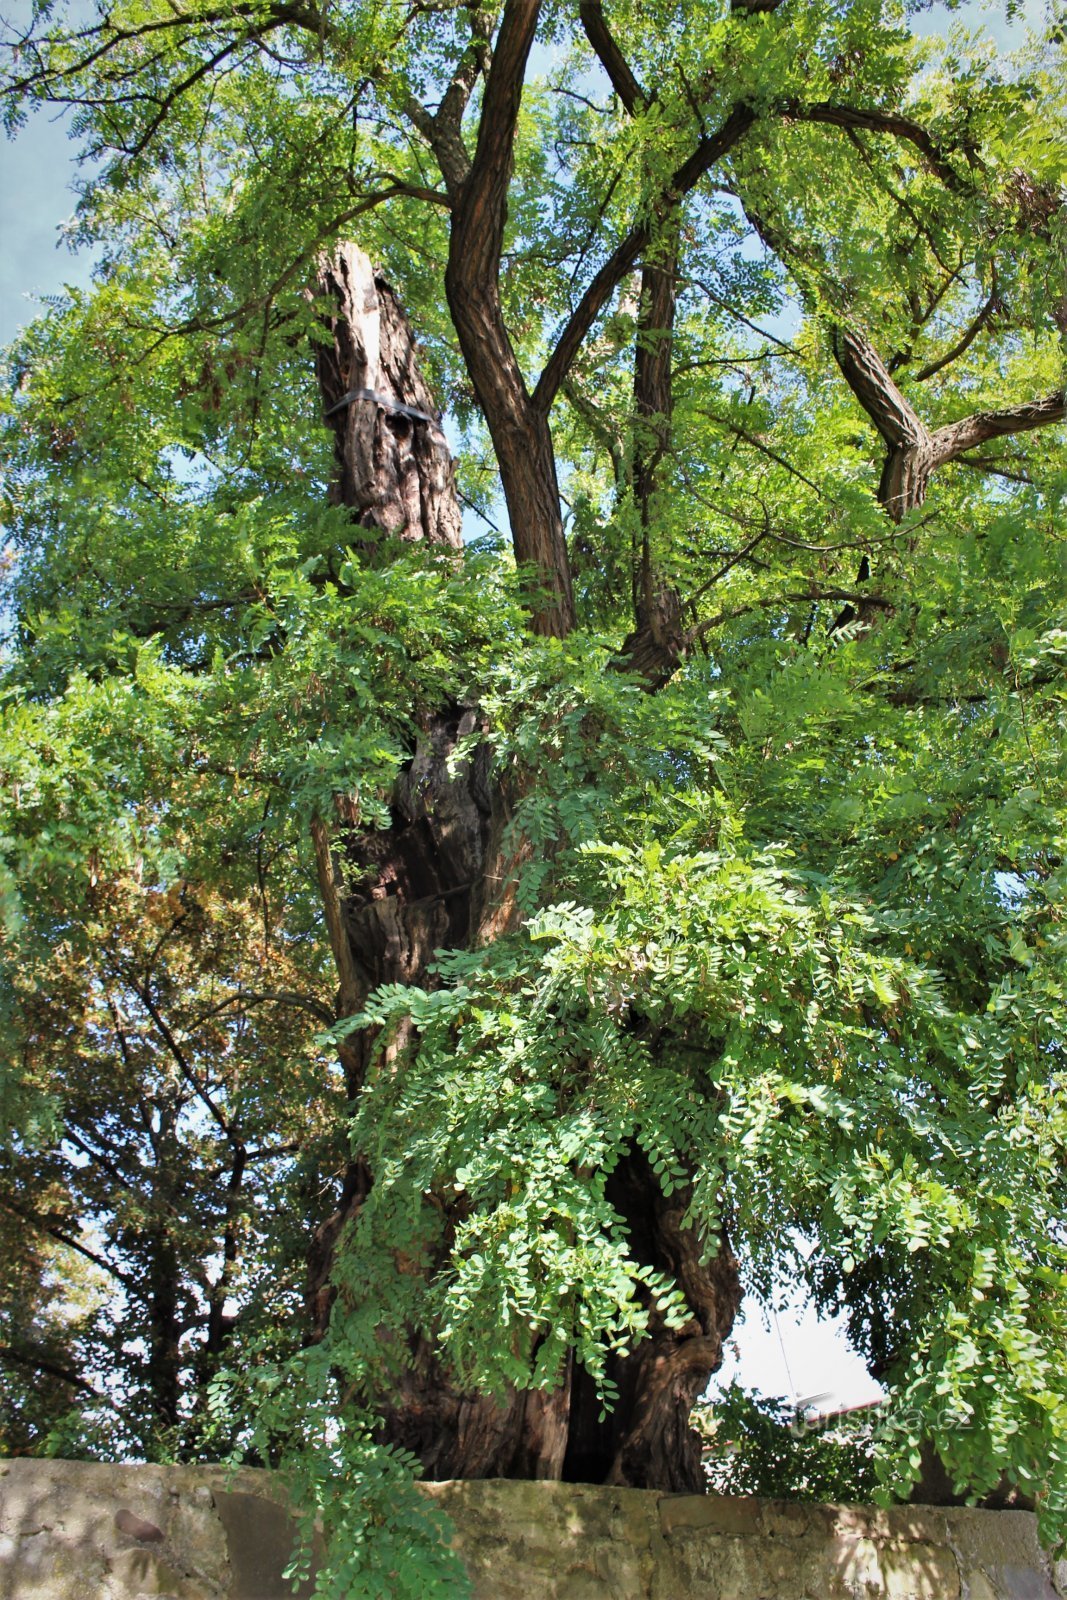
2, 1458, 1065, 1599
0, 1459, 315, 1600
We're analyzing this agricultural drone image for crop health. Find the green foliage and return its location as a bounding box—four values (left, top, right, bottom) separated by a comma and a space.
333, 736, 1066, 1533
701, 1385, 878, 1501
1, 0, 1065, 1588
204, 1344, 469, 1600
0, 855, 344, 1460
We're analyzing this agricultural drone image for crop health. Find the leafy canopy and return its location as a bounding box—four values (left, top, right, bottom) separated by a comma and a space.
1, 0, 1066, 1586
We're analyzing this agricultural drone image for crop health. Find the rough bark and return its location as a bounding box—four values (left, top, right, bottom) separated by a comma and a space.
441, 0, 576, 639
429, 0, 753, 637
569, 12, 688, 685
832, 322, 1065, 523
632, 245, 678, 555
315, 242, 462, 549
442, 236, 576, 637
304, 701, 497, 1332
307, 243, 740, 1492
564, 1148, 741, 1491
578, 0, 644, 110
619, 231, 687, 686
306, 244, 491, 1328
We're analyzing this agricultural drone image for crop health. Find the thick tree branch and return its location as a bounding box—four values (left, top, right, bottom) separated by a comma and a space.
310, 815, 364, 1017
793, 102, 975, 192
206, 1144, 247, 1355
398, 89, 438, 146
578, 0, 646, 112
455, 0, 542, 285
574, 10, 754, 679
399, 13, 489, 193
620, 231, 685, 684
832, 320, 1064, 520
831, 325, 928, 450
534, 103, 755, 411
930, 392, 1066, 464
632, 234, 678, 617
430, 7, 494, 189
444, 0, 577, 636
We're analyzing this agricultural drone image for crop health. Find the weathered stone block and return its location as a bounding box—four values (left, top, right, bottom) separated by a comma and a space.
654, 1529, 739, 1597
882, 1507, 951, 1545
879, 1539, 961, 1599
555, 1570, 616, 1600
213, 1488, 316, 1600
964, 1572, 999, 1600
659, 1494, 761, 1536
106, 1545, 206, 1599
826, 1504, 874, 1540
808, 1531, 887, 1597
943, 1504, 1061, 1600
760, 1499, 814, 1538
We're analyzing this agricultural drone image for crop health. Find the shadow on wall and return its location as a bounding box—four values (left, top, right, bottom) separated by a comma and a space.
649, 1493, 1064, 1600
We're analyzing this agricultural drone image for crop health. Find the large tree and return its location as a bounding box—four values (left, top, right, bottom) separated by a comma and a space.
2, 0, 1066, 1578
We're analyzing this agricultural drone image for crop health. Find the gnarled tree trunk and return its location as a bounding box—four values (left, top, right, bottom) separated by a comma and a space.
313, 244, 463, 549
306, 243, 740, 1491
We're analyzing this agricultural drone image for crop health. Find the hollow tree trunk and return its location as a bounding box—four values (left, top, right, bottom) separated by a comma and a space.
564, 1149, 741, 1491
306, 243, 740, 1491
313, 245, 462, 549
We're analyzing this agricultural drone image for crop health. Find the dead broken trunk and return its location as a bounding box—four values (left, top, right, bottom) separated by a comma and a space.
306, 243, 741, 1492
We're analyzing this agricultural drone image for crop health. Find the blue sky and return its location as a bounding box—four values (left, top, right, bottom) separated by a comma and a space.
0, 0, 1052, 1411
1, 97, 97, 348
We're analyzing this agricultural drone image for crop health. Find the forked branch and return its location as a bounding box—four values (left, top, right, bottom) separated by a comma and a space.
832, 321, 1064, 519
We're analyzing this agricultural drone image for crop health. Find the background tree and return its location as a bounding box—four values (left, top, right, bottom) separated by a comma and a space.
2, 0, 1066, 1580
700, 1384, 879, 1503
0, 751, 343, 1456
